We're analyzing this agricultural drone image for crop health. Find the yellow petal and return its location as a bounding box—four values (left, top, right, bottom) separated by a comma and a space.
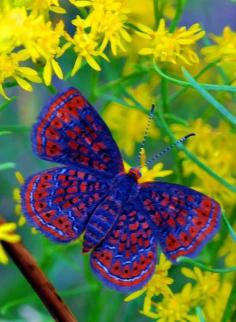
181, 267, 196, 279
50, 6, 66, 14
124, 288, 146, 302
70, 0, 91, 7
0, 84, 10, 100
0, 223, 17, 234
138, 48, 153, 55
17, 67, 38, 77
86, 55, 101, 71
43, 60, 52, 86
15, 171, 25, 185
52, 59, 63, 79
15, 76, 33, 91
71, 55, 82, 76
13, 188, 21, 202
1, 234, 20, 243
136, 23, 153, 34
123, 161, 131, 173
18, 216, 26, 227
0, 244, 9, 264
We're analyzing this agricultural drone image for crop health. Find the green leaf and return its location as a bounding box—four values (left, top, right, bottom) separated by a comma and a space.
0, 96, 16, 112
182, 67, 236, 125
0, 162, 15, 171
196, 307, 206, 322
221, 276, 236, 322
0, 130, 12, 136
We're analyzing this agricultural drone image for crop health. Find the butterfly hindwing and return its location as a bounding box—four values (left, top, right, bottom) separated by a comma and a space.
32, 87, 124, 175
21, 166, 111, 242
140, 182, 221, 261
90, 198, 157, 292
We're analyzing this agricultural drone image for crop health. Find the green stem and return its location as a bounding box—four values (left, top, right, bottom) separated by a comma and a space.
222, 212, 236, 242
221, 275, 236, 322
97, 70, 146, 95
169, 0, 187, 32
0, 162, 15, 171
0, 125, 30, 132
160, 73, 169, 112
0, 96, 16, 112
178, 257, 236, 273
153, 0, 161, 28
153, 62, 236, 92
182, 67, 236, 125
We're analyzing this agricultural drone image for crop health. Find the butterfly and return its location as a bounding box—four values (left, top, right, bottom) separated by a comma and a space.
21, 87, 221, 292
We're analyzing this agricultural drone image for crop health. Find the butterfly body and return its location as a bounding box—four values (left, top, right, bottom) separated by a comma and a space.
21, 88, 221, 292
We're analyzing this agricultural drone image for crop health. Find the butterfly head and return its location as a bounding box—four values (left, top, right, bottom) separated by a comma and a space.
128, 167, 142, 180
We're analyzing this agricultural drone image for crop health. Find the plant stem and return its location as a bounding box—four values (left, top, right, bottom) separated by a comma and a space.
169, 0, 187, 32
153, 0, 161, 28
0, 220, 77, 322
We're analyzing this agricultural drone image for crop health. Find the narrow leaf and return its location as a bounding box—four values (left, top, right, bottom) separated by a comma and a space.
182, 67, 236, 125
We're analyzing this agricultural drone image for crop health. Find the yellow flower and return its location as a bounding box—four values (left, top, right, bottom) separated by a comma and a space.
26, 0, 66, 14
139, 163, 173, 183
171, 119, 236, 207
137, 19, 205, 65
69, 16, 108, 74
103, 84, 159, 156
0, 51, 41, 99
124, 159, 173, 183
152, 283, 198, 322
125, 254, 174, 316
70, 0, 127, 11
0, 6, 69, 87
202, 26, 236, 64
87, 2, 131, 55
181, 267, 232, 322
20, 18, 68, 85
0, 222, 21, 264
202, 26, 236, 84
219, 229, 236, 267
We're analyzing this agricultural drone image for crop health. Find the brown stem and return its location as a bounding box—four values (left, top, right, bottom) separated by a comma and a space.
1, 228, 78, 322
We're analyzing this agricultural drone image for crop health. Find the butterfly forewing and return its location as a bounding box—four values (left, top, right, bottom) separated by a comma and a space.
32, 87, 124, 175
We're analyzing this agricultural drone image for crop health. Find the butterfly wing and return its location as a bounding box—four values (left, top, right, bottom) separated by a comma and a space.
90, 198, 157, 292
140, 182, 221, 262
21, 167, 111, 242
32, 87, 124, 175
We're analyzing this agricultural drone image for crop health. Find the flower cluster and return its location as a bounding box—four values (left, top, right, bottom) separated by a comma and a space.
202, 26, 236, 84
136, 19, 205, 65
172, 119, 236, 207
0, 0, 212, 99
126, 254, 232, 322
0, 2, 67, 98
68, 0, 131, 73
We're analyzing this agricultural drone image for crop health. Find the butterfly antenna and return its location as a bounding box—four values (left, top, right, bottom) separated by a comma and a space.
145, 133, 196, 167
138, 104, 156, 165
